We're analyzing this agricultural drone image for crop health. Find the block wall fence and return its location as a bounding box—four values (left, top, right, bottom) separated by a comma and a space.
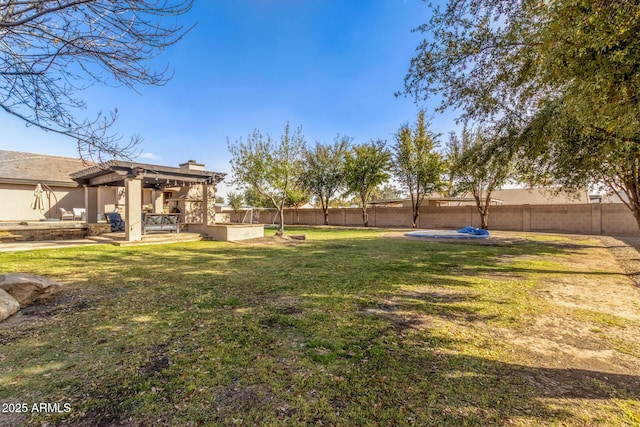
247, 204, 640, 236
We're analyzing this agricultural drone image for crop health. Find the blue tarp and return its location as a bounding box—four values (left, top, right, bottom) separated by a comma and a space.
405, 229, 489, 239
456, 226, 490, 236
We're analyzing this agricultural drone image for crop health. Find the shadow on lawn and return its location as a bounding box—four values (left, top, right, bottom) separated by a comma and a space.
331, 350, 640, 425
66, 330, 640, 426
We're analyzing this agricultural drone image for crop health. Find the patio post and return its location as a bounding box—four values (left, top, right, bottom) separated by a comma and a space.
83, 186, 98, 223
151, 190, 164, 214
201, 183, 212, 226
125, 177, 143, 241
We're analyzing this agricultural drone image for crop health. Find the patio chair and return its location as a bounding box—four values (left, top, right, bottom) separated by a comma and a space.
59, 208, 74, 221
104, 212, 125, 232
72, 208, 86, 221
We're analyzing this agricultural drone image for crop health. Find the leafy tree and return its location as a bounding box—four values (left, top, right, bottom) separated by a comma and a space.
392, 110, 444, 228
370, 183, 403, 201
285, 187, 309, 225
516, 97, 640, 228
448, 127, 513, 230
226, 192, 244, 223
443, 131, 467, 198
0, 0, 193, 160
328, 195, 353, 208
228, 123, 305, 235
243, 188, 271, 208
402, 0, 640, 230
343, 139, 391, 227
299, 136, 350, 225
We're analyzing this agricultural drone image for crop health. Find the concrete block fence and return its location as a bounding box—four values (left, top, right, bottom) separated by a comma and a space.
242, 204, 640, 236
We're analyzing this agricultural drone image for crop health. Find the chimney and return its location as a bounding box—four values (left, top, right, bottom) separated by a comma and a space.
179, 160, 205, 172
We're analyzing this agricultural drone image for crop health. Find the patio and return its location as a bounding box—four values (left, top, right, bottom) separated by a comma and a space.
70, 159, 226, 242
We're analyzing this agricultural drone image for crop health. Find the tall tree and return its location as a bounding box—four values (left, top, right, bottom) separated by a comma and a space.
228, 123, 305, 235
402, 0, 640, 231
0, 0, 193, 159
392, 110, 444, 228
285, 187, 309, 225
299, 136, 349, 225
443, 131, 465, 198
343, 139, 391, 227
227, 191, 244, 223
447, 127, 513, 230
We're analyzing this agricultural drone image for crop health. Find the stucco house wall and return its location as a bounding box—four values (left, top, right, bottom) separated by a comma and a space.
0, 150, 92, 221
0, 183, 85, 221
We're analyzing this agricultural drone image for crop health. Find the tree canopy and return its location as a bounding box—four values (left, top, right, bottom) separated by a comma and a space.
392, 110, 443, 228
226, 191, 244, 223
343, 139, 391, 227
447, 126, 513, 229
403, 0, 640, 229
228, 123, 305, 235
299, 136, 350, 225
0, 0, 193, 159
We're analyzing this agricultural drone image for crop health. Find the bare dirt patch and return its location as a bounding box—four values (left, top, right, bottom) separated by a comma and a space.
233, 235, 306, 247
0, 286, 131, 345
496, 235, 640, 376
211, 381, 294, 423
498, 315, 640, 374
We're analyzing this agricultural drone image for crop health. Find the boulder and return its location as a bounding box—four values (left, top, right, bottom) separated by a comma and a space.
0, 288, 20, 321
0, 273, 63, 307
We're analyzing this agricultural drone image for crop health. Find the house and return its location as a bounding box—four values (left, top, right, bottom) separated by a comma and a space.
0, 150, 225, 225
489, 187, 590, 205
0, 150, 90, 221
368, 195, 499, 208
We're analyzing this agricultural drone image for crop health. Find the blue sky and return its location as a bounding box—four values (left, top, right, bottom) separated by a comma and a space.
2, 0, 457, 196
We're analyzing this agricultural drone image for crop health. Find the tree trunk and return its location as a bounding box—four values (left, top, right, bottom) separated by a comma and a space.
473, 189, 491, 230
633, 206, 640, 232
276, 208, 284, 236
362, 207, 369, 227
323, 208, 329, 225
412, 207, 419, 229
480, 211, 489, 230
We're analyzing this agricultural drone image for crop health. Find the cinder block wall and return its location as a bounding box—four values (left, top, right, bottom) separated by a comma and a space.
601, 204, 640, 235
232, 203, 640, 236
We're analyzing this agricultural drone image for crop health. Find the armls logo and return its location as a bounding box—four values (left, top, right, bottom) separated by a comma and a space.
31, 403, 72, 413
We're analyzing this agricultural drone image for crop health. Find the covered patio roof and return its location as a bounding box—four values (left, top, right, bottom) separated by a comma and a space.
70, 160, 226, 188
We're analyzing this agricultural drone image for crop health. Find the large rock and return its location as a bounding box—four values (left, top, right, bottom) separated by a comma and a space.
0, 288, 20, 321
0, 273, 63, 307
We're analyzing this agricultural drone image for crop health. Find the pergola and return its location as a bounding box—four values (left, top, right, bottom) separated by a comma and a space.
71, 160, 226, 241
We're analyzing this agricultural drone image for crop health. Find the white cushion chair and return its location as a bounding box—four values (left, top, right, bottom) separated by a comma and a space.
72, 208, 86, 221
59, 208, 74, 221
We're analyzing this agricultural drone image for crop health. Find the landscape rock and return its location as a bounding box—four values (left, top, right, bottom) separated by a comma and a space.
289, 234, 307, 241
0, 273, 63, 307
0, 288, 20, 321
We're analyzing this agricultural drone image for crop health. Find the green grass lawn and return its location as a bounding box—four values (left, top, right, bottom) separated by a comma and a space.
0, 227, 638, 426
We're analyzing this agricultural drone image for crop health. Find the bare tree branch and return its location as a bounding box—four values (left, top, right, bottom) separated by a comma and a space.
0, 0, 193, 160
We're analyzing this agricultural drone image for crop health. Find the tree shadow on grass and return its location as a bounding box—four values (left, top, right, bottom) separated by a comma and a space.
331, 349, 640, 425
